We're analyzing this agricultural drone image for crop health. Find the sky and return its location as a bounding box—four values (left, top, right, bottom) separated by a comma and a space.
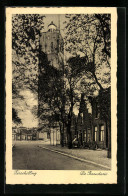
13, 89, 38, 128
42, 14, 66, 36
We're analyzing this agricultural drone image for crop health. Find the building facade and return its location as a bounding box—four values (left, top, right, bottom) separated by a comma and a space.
38, 21, 65, 134
12, 127, 39, 141
50, 124, 60, 146
76, 94, 92, 147
88, 88, 111, 150
62, 94, 92, 148
63, 92, 110, 150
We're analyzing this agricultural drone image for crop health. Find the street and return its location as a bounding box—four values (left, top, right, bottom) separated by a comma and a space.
12, 142, 108, 170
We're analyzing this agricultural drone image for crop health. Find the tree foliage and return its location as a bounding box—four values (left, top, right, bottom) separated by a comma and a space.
12, 14, 45, 126
64, 14, 111, 125
38, 51, 83, 148
38, 51, 65, 128
12, 14, 45, 91
64, 14, 111, 91
12, 108, 22, 124
98, 87, 111, 122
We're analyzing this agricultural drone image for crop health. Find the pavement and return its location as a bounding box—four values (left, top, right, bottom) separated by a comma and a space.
13, 141, 111, 170
38, 144, 111, 169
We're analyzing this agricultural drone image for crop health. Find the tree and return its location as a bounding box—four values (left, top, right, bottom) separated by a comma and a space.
98, 87, 111, 158
64, 56, 87, 148
12, 81, 23, 126
38, 52, 86, 148
64, 14, 111, 150
95, 14, 111, 58
12, 14, 45, 127
64, 14, 111, 115
12, 108, 22, 124
64, 14, 111, 91
38, 51, 66, 146
12, 14, 45, 92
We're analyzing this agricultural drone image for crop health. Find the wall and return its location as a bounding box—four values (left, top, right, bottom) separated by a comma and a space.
50, 127, 60, 145
90, 96, 108, 149
40, 30, 64, 70
92, 119, 107, 149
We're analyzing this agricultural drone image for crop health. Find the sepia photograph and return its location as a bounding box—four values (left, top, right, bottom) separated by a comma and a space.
6, 7, 117, 184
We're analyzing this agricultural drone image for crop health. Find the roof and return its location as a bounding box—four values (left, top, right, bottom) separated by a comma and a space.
48, 21, 57, 27
21, 129, 37, 134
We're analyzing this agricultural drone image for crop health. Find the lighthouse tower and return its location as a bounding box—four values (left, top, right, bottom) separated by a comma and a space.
40, 21, 64, 69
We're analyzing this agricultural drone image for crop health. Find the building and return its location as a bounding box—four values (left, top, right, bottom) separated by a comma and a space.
37, 127, 50, 141
63, 91, 110, 150
91, 96, 108, 149
40, 21, 64, 70
12, 127, 17, 140
50, 123, 60, 146
38, 21, 65, 140
61, 94, 92, 148
88, 88, 111, 150
12, 127, 39, 141
76, 94, 92, 147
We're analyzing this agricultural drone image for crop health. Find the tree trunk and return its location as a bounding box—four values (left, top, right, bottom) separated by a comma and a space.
107, 121, 111, 158
67, 107, 73, 149
60, 122, 65, 147
67, 87, 73, 149
60, 130, 63, 147
67, 124, 72, 149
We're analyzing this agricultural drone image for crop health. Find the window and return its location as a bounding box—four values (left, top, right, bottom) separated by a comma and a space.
100, 125, 104, 141
84, 131, 87, 142
51, 42, 53, 51
60, 42, 64, 52
94, 126, 97, 141
87, 129, 91, 142
57, 39, 59, 52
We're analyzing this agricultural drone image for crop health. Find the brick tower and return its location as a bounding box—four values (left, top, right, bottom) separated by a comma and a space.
40, 21, 64, 69
38, 20, 65, 130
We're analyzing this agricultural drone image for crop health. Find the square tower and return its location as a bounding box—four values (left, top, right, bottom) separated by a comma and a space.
40, 21, 64, 70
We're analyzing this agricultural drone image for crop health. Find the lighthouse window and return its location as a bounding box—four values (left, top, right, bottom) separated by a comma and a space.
51, 42, 54, 51
57, 39, 59, 52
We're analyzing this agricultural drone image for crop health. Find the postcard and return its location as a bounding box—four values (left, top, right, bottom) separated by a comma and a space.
6, 7, 117, 184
